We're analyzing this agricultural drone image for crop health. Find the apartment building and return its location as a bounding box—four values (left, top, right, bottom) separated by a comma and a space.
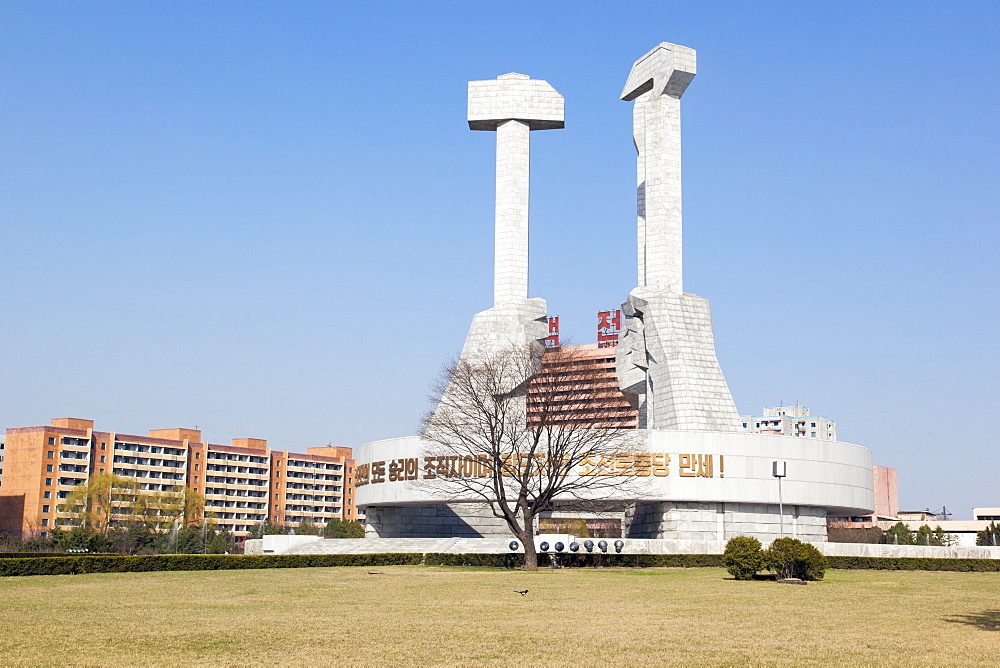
271, 447, 357, 527
0, 418, 356, 539
527, 343, 639, 429
739, 404, 837, 441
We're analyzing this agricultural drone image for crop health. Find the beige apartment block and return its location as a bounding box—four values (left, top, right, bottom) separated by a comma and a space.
0, 418, 356, 539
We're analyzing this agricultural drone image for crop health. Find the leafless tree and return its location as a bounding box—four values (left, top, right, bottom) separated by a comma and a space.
420, 342, 637, 570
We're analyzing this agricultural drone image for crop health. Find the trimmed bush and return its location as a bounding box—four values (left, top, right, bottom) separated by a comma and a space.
723, 536, 766, 580
767, 538, 827, 580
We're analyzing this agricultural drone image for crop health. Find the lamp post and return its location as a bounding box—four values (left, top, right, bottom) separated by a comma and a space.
772, 461, 787, 538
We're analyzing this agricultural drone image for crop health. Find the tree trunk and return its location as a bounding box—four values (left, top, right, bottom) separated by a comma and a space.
520, 515, 538, 570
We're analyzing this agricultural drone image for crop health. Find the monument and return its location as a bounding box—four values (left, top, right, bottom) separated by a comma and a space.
352, 43, 875, 546
615, 43, 742, 432
454, 73, 564, 362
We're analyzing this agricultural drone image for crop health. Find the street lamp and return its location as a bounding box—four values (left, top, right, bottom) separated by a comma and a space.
772, 461, 787, 538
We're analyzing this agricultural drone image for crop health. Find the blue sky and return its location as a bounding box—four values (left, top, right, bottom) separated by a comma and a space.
2, 2, 997, 518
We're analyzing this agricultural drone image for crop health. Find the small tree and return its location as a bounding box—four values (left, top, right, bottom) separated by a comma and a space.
766, 537, 827, 581
421, 343, 637, 570
206, 527, 235, 554
976, 521, 999, 546
882, 521, 914, 545
62, 473, 140, 534
724, 536, 766, 580
323, 518, 365, 538
247, 521, 287, 539
295, 519, 323, 536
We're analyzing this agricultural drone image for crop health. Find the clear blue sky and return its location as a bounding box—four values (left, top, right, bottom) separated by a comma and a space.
2, 2, 997, 518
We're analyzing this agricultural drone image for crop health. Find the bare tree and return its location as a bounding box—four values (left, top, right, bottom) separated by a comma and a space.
421, 342, 637, 570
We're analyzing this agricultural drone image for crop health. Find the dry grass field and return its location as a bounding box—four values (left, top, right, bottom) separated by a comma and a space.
0, 566, 997, 666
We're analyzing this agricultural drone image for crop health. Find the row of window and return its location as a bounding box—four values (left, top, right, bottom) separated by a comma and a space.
285, 460, 344, 471
115, 443, 186, 457
205, 464, 268, 475
113, 468, 184, 481
113, 456, 184, 468
203, 488, 268, 498
204, 476, 267, 486
207, 452, 268, 465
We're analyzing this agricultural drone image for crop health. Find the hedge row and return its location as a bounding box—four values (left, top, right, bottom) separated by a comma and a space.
1, 552, 996, 577
826, 556, 1000, 572
424, 553, 727, 568
0, 552, 83, 559
0, 553, 423, 577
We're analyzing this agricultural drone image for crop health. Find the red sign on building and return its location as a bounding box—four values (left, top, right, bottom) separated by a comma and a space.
545, 316, 560, 348
597, 310, 621, 348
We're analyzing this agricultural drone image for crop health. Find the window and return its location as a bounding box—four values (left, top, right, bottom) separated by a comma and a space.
274, 505, 279, 511
275, 494, 279, 500
194, 476, 199, 483
195, 452, 200, 459
811, 432, 817, 437
41, 519, 49, 527
44, 491, 51, 499
101, 442, 107, 450
275, 483, 280, 489
100, 455, 106, 463
276, 471, 281, 477
43, 505, 50, 513
45, 478, 52, 486
48, 438, 55, 446
46, 464, 53, 472
195, 464, 200, 471
811, 422, 816, 428
47, 450, 54, 458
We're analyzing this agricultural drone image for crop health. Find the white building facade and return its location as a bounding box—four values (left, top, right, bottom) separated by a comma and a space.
740, 405, 837, 441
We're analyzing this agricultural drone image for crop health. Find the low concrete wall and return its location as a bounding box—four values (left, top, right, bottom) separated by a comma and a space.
247, 535, 1000, 560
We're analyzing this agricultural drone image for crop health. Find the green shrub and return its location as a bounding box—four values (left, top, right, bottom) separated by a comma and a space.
0, 553, 424, 577
976, 521, 999, 547
723, 536, 766, 580
825, 556, 1000, 572
766, 537, 827, 580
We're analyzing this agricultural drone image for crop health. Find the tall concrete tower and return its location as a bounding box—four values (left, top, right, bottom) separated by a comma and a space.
453, 73, 565, 362
615, 43, 741, 432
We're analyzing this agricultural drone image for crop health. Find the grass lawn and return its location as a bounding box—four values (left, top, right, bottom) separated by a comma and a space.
1, 566, 997, 666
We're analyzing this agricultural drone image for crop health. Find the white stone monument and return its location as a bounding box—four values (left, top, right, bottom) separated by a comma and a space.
351, 47, 875, 546
454, 74, 564, 362
615, 43, 741, 432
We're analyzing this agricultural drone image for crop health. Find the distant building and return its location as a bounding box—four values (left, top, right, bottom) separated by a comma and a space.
0, 418, 357, 539
739, 405, 836, 441
527, 343, 639, 429
891, 509, 1000, 547
833, 465, 899, 526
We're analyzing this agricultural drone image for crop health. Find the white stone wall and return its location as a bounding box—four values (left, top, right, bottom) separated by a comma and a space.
625, 501, 827, 543
364, 503, 511, 539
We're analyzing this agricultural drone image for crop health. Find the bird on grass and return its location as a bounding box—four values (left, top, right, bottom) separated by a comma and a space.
514, 589, 529, 595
